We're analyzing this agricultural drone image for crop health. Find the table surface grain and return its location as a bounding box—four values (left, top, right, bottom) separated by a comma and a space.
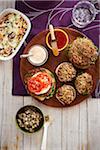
0, 1, 100, 150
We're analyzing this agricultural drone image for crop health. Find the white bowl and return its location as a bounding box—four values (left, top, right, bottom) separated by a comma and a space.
0, 8, 31, 61
28, 45, 48, 66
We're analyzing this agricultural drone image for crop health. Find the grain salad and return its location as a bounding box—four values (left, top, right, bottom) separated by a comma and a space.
56, 85, 76, 105
55, 62, 76, 82
0, 13, 27, 57
75, 72, 93, 95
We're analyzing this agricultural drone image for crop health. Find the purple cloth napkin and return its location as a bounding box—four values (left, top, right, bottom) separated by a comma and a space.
12, 0, 99, 97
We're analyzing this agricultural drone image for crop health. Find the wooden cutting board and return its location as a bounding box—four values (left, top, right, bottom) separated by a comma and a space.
20, 28, 99, 107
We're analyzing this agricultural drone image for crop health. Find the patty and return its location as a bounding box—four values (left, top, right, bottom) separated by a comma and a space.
75, 72, 93, 95
56, 85, 76, 105
67, 37, 98, 69
55, 62, 76, 82
24, 68, 56, 101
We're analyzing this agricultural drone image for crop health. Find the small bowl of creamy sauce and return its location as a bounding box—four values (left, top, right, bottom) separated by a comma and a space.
28, 45, 48, 66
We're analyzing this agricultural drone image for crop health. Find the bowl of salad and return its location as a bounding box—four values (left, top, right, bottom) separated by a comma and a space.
16, 105, 44, 133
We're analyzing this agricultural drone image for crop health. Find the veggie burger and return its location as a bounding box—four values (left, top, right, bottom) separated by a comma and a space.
24, 68, 56, 101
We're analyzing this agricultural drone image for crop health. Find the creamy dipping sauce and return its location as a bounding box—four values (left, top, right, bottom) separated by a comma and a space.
28, 45, 48, 66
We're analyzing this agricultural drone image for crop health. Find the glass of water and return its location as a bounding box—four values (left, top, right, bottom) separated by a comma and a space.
72, 0, 99, 28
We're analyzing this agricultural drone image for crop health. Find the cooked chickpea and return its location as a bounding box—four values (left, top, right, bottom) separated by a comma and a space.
17, 108, 43, 132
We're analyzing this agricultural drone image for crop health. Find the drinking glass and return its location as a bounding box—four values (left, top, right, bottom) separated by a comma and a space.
72, 1, 99, 28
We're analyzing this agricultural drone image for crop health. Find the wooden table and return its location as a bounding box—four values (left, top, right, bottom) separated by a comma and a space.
0, 1, 100, 150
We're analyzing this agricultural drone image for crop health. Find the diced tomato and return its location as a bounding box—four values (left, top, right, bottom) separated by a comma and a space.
27, 72, 51, 94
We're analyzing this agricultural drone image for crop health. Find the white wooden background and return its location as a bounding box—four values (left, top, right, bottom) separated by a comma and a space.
0, 1, 100, 150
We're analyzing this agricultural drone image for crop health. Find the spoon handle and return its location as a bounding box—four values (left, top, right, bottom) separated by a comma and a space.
41, 125, 48, 150
49, 24, 59, 56
20, 53, 32, 58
